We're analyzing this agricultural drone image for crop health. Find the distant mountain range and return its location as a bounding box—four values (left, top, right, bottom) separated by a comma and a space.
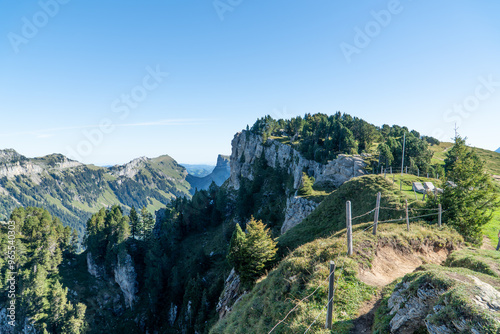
496, 147, 500, 153
0, 149, 230, 234
181, 163, 216, 177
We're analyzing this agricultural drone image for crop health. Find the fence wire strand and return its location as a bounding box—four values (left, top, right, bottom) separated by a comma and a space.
268, 191, 445, 333
302, 260, 346, 334
267, 250, 343, 334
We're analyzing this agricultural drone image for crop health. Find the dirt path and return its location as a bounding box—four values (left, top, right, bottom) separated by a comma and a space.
482, 235, 496, 251
350, 290, 382, 334
358, 246, 449, 286
350, 246, 452, 333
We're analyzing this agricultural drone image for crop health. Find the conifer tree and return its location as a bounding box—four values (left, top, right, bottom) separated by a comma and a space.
129, 206, 140, 239
141, 206, 155, 240
228, 217, 277, 287
227, 223, 246, 274
437, 135, 499, 243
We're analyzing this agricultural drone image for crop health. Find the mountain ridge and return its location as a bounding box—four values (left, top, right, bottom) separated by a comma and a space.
0, 149, 193, 233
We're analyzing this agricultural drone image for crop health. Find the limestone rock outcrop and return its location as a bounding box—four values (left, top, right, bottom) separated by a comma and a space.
0, 150, 81, 180
87, 252, 104, 278
281, 196, 318, 234
186, 154, 231, 193
387, 275, 500, 333
0, 307, 38, 334
216, 269, 244, 319
109, 157, 148, 179
229, 131, 367, 191
113, 253, 138, 309
87, 251, 138, 309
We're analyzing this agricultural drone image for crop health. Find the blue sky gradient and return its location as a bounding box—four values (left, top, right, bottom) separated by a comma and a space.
1, 1, 499, 165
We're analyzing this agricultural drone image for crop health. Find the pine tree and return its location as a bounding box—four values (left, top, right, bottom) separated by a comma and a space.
438, 135, 499, 243
129, 206, 140, 239
227, 223, 246, 274
141, 206, 155, 240
228, 218, 277, 287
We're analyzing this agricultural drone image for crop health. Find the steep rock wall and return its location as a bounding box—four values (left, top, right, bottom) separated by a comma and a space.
216, 269, 243, 319
281, 196, 318, 234
113, 253, 138, 309
229, 131, 367, 191
87, 251, 138, 309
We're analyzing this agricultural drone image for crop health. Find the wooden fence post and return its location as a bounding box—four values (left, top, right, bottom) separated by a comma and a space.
438, 204, 442, 227
418, 169, 420, 177
325, 261, 336, 329
346, 201, 353, 256
406, 199, 410, 232
390, 166, 392, 174
405, 166, 408, 174
400, 180, 402, 191
373, 192, 381, 235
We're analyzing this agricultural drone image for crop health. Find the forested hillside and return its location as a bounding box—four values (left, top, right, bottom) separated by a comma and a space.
0, 152, 192, 236
0, 207, 85, 333
1, 114, 499, 333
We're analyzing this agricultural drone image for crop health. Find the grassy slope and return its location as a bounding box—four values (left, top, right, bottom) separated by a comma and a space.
210, 223, 463, 334
279, 174, 441, 252
430, 141, 500, 176
210, 142, 500, 334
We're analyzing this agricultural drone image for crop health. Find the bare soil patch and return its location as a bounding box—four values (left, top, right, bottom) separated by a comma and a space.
358, 246, 449, 287
350, 290, 382, 334
482, 235, 496, 250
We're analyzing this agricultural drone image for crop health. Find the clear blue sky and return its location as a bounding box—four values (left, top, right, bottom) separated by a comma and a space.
1, 1, 499, 165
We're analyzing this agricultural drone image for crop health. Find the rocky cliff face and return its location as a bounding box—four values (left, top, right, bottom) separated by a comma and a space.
109, 157, 148, 179
113, 253, 138, 309
87, 252, 138, 309
229, 130, 368, 235
87, 252, 104, 278
0, 151, 82, 180
229, 131, 367, 191
216, 269, 244, 319
281, 196, 318, 234
0, 161, 44, 179
0, 308, 38, 334
186, 154, 231, 194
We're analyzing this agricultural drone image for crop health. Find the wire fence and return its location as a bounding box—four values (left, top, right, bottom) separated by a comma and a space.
372, 165, 443, 180
267, 190, 445, 332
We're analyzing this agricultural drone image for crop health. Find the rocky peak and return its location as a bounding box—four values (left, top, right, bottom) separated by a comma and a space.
0, 148, 26, 164
216, 154, 230, 169
110, 156, 149, 178
38, 153, 82, 169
